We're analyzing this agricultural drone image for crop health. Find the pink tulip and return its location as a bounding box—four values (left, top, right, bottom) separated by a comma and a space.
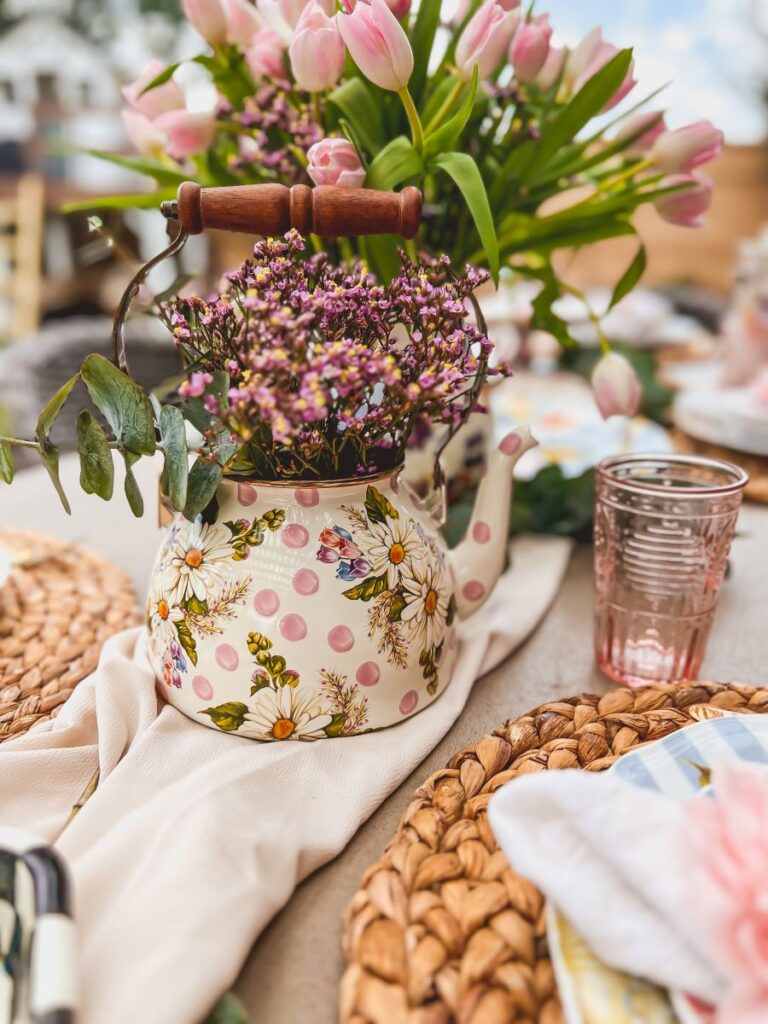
121, 61, 185, 120
685, 762, 768, 1024
534, 44, 565, 89
182, 0, 228, 44
121, 109, 167, 157
654, 174, 714, 228
289, 2, 345, 92
385, 0, 411, 18
337, 0, 414, 92
650, 120, 724, 174
455, 0, 519, 80
591, 352, 641, 419
307, 138, 366, 187
246, 27, 286, 78
616, 111, 667, 156
258, 0, 331, 41
153, 110, 216, 160
510, 14, 552, 83
223, 0, 262, 47
567, 28, 636, 110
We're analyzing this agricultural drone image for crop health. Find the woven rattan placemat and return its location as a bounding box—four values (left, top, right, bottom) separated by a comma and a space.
0, 529, 141, 742
341, 680, 768, 1024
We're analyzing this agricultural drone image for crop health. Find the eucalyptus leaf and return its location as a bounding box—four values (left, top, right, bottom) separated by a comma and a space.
123, 451, 144, 517
365, 136, 422, 191
158, 405, 188, 512
76, 410, 114, 500
184, 458, 222, 521
430, 152, 499, 282
37, 445, 71, 515
0, 442, 13, 484
609, 244, 647, 309
36, 374, 79, 448
81, 353, 156, 455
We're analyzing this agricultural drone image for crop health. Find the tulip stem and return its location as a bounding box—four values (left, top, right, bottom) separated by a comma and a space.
398, 88, 424, 154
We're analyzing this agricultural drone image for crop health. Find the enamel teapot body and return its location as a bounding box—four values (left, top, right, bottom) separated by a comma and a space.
146, 427, 535, 740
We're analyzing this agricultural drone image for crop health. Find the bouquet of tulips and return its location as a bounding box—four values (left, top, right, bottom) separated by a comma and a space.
78, 0, 723, 356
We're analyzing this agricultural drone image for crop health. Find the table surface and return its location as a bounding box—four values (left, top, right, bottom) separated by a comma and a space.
4, 459, 767, 1022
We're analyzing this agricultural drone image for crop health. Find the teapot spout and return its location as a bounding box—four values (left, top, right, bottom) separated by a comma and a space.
448, 425, 538, 620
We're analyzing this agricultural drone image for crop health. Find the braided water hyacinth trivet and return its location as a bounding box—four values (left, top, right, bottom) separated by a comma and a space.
341, 681, 768, 1024
0, 529, 141, 742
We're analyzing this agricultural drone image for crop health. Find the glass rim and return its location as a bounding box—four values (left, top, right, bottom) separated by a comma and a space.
596, 452, 749, 496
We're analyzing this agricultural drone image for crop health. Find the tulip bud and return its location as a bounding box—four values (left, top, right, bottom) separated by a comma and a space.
534, 44, 565, 89
246, 27, 286, 79
510, 14, 552, 83
307, 138, 366, 187
290, 2, 345, 92
223, 0, 262, 48
615, 111, 667, 156
566, 28, 636, 111
386, 0, 411, 18
591, 353, 641, 419
259, 0, 331, 41
337, 0, 414, 92
121, 109, 166, 157
153, 110, 217, 160
650, 120, 723, 174
121, 61, 185, 120
455, 0, 519, 81
182, 0, 229, 45
654, 174, 714, 229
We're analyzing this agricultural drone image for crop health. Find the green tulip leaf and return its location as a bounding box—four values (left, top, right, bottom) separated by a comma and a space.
76, 410, 114, 500
61, 190, 177, 213
410, 0, 442, 103
81, 353, 156, 456
327, 78, 385, 156
365, 136, 423, 191
83, 151, 187, 187
423, 68, 478, 159
158, 404, 188, 512
609, 244, 647, 310
430, 151, 499, 283
138, 61, 182, 95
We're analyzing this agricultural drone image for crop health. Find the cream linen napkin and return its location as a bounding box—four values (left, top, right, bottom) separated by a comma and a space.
488, 769, 725, 1006
0, 535, 570, 1024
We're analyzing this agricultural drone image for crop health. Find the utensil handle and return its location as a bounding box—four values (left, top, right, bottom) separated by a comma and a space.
169, 182, 422, 239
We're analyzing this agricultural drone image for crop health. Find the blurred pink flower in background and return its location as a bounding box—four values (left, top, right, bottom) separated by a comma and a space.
259, 0, 331, 41
223, 0, 263, 48
182, 0, 229, 45
510, 14, 553, 83
290, 1, 345, 92
307, 138, 366, 186
384, 0, 412, 19
154, 110, 217, 160
455, 0, 519, 80
655, 175, 714, 228
246, 27, 286, 79
566, 28, 636, 110
591, 352, 642, 418
534, 44, 565, 89
121, 109, 167, 157
651, 120, 724, 174
337, 0, 413, 92
121, 61, 185, 120
686, 761, 768, 1024
616, 111, 668, 156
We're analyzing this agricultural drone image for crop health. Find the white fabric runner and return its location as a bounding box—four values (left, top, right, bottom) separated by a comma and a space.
0, 535, 569, 1024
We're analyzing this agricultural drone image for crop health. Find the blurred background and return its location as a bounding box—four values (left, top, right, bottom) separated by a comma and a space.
1, 0, 767, 517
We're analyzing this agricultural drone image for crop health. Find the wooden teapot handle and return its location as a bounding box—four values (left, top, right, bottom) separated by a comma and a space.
166, 182, 422, 239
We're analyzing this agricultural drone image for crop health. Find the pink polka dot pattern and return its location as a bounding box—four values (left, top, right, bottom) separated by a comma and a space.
292, 568, 319, 596
294, 487, 319, 508
499, 431, 522, 456
253, 588, 280, 616
399, 690, 418, 716
328, 625, 354, 653
237, 483, 258, 507
192, 675, 213, 700
472, 521, 491, 544
462, 579, 486, 602
281, 524, 309, 549
215, 644, 239, 671
279, 613, 307, 642
356, 661, 380, 686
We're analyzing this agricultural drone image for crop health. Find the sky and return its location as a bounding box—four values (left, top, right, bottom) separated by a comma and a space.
545, 0, 768, 143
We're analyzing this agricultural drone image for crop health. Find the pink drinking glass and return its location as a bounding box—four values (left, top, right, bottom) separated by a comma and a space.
594, 453, 748, 686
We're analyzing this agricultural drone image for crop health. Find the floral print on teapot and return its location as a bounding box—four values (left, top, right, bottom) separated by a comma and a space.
146, 426, 536, 740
